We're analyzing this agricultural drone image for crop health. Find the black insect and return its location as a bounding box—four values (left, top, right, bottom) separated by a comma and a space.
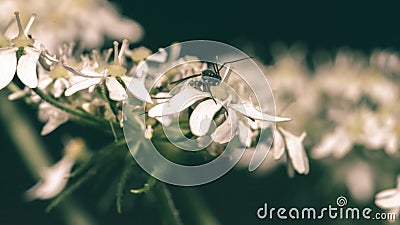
169, 56, 254, 102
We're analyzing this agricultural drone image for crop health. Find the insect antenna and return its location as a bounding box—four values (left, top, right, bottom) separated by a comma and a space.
217, 56, 255, 72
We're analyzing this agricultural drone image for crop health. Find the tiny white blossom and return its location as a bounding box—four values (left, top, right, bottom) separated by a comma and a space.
38, 102, 69, 135
0, 12, 40, 90
65, 40, 152, 103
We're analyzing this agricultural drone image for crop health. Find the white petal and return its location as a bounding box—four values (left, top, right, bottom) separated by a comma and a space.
155, 115, 173, 126
238, 120, 252, 147
17, 47, 40, 88
52, 79, 64, 98
8, 87, 29, 100
106, 77, 127, 101
41, 113, 69, 136
148, 85, 209, 117
38, 75, 53, 90
279, 128, 309, 174
0, 48, 17, 90
375, 189, 400, 209
230, 103, 291, 122
273, 129, 285, 160
212, 109, 238, 144
134, 61, 149, 78
385, 134, 398, 155
25, 157, 74, 200
127, 77, 153, 103
190, 99, 223, 136
148, 48, 168, 63
65, 77, 102, 96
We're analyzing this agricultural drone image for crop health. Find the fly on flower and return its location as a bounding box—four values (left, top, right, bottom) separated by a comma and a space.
169, 57, 254, 102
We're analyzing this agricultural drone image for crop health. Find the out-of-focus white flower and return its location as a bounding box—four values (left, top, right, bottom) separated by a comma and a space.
25, 138, 85, 200
38, 102, 68, 135
345, 161, 375, 203
375, 176, 400, 222
312, 127, 352, 159
0, 0, 143, 50
277, 127, 309, 175
0, 12, 40, 90
268, 124, 310, 175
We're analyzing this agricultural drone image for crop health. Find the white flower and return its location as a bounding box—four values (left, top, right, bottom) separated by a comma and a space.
345, 161, 375, 203
65, 40, 152, 103
148, 85, 290, 141
25, 156, 74, 200
38, 64, 70, 98
37, 43, 76, 97
311, 127, 352, 159
375, 176, 400, 222
0, 12, 40, 90
25, 138, 85, 200
148, 84, 291, 165
273, 127, 309, 175
38, 102, 69, 135
0, 0, 143, 51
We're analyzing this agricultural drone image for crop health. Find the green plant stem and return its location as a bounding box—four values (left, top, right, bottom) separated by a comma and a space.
0, 91, 95, 225
179, 188, 221, 225
31, 88, 118, 128
152, 182, 184, 225
116, 153, 133, 214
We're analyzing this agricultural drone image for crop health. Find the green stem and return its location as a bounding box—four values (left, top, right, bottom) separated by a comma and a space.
116, 153, 133, 214
152, 182, 184, 225
179, 188, 221, 225
32, 88, 118, 127
0, 91, 95, 225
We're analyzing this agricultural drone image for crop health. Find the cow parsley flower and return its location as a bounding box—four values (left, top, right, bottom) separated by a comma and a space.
65, 40, 152, 103
272, 127, 309, 175
38, 102, 69, 135
0, 0, 143, 50
0, 12, 40, 90
37, 43, 76, 98
148, 84, 291, 147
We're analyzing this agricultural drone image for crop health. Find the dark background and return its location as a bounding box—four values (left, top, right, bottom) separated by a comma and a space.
1, 1, 398, 225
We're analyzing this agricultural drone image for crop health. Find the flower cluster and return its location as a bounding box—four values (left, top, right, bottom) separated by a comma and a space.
260, 43, 399, 218
2, 7, 398, 222
0, 0, 143, 50
0, 12, 299, 203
